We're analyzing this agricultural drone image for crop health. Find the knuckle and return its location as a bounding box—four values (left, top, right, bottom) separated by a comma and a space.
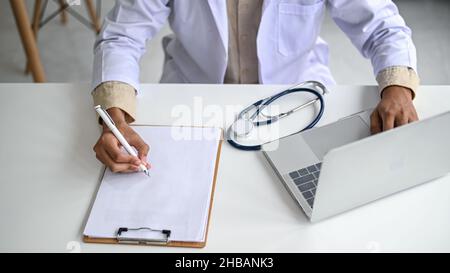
100, 134, 109, 143
93, 145, 103, 154
95, 153, 102, 161
110, 165, 120, 173
378, 105, 387, 113
384, 108, 396, 116
111, 152, 123, 162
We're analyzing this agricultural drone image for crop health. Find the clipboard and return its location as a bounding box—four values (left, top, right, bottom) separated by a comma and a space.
83, 125, 223, 248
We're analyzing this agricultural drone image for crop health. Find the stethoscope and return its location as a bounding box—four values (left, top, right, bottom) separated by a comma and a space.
226, 81, 329, 151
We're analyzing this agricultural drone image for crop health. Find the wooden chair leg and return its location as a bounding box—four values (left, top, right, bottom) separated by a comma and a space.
85, 0, 100, 33
26, 0, 43, 75
32, 0, 42, 35
59, 0, 68, 24
10, 0, 46, 82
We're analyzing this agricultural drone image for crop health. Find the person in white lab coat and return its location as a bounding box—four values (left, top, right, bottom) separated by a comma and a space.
92, 0, 420, 173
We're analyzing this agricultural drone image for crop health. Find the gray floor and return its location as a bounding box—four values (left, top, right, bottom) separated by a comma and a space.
0, 0, 448, 85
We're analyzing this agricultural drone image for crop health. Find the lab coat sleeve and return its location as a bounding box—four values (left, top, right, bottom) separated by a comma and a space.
327, 0, 417, 76
91, 0, 171, 92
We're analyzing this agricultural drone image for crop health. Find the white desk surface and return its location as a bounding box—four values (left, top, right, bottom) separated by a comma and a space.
0, 83, 449, 253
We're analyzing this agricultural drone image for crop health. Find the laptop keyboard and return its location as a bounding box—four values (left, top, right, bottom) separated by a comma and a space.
288, 163, 322, 208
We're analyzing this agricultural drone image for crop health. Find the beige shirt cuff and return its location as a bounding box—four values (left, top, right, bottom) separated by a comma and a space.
376, 66, 420, 100
92, 81, 137, 123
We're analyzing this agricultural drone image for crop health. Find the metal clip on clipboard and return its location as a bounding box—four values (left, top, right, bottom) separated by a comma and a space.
116, 227, 172, 245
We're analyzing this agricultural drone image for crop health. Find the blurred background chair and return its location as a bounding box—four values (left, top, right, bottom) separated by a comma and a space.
9, 0, 101, 82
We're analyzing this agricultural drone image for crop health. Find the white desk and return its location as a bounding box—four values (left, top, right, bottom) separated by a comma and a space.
0, 84, 449, 252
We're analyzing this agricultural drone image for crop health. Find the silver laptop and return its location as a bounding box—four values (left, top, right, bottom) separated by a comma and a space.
262, 110, 450, 222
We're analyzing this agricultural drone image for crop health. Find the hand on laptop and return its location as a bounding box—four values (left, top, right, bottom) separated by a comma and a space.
370, 86, 419, 134
93, 107, 150, 173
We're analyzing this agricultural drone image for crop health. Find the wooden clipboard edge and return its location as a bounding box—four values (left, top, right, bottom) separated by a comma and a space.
83, 126, 224, 249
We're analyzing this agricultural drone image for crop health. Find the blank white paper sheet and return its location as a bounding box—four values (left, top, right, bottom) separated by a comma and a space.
84, 126, 222, 243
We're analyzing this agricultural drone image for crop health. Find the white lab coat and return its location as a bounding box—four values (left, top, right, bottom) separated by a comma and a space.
92, 0, 417, 92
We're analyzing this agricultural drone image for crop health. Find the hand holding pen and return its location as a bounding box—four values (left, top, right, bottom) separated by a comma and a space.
94, 106, 151, 176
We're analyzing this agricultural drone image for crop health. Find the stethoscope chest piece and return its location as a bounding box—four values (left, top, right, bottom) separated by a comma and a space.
231, 118, 254, 137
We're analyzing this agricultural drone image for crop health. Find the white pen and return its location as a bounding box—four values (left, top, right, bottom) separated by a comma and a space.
94, 105, 150, 176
